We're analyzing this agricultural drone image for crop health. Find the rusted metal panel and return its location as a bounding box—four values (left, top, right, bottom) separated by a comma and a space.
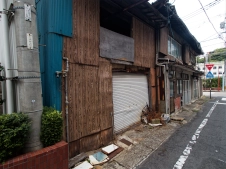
150, 68, 157, 111
133, 18, 155, 68
64, 0, 99, 66
160, 27, 168, 55
80, 133, 101, 153
100, 128, 113, 146
100, 27, 134, 62
99, 58, 113, 130
68, 64, 100, 142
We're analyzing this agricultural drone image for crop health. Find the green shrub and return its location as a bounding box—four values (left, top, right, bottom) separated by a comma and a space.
40, 107, 63, 147
203, 78, 222, 88
0, 113, 30, 163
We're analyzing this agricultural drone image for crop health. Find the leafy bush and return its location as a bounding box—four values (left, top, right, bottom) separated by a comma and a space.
40, 107, 63, 147
203, 78, 222, 88
0, 113, 30, 163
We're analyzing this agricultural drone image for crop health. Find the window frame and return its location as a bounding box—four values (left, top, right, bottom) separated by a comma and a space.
168, 36, 182, 60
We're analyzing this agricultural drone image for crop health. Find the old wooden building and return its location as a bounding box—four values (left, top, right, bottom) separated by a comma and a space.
36, 0, 203, 158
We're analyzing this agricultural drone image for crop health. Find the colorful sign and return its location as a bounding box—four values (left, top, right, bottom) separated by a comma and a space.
206, 71, 214, 79
205, 64, 214, 71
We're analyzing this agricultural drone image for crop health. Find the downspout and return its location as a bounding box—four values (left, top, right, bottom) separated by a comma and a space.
56, 57, 69, 160
63, 57, 69, 161
0, 0, 14, 114
62, 57, 69, 146
155, 29, 169, 114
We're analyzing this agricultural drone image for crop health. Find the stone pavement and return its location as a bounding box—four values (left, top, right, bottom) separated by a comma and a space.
101, 96, 209, 169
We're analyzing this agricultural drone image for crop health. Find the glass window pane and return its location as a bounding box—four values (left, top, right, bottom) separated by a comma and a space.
168, 37, 171, 55
170, 81, 174, 97
180, 80, 183, 94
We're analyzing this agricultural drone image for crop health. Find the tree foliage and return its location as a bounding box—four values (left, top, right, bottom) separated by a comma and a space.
209, 48, 226, 62
197, 56, 205, 63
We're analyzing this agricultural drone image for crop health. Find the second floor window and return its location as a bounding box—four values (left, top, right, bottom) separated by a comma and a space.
168, 36, 182, 60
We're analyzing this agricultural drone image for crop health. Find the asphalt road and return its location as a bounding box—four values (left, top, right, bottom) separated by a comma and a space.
137, 94, 226, 169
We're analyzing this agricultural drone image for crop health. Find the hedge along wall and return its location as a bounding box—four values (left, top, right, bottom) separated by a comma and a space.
0, 141, 68, 169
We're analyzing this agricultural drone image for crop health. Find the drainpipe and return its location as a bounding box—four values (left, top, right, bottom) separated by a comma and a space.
155, 29, 169, 114
62, 57, 69, 144
56, 57, 69, 160
0, 0, 14, 114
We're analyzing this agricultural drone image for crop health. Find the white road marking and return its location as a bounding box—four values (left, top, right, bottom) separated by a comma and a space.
218, 159, 226, 164
209, 102, 226, 105
173, 100, 219, 169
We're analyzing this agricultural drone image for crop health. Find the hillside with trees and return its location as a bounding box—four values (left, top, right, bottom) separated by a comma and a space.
208, 48, 226, 62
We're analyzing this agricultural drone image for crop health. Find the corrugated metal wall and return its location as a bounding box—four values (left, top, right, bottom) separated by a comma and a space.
36, 0, 72, 110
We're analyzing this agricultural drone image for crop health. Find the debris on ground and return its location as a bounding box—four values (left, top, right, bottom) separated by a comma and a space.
102, 144, 119, 154
89, 152, 109, 165
148, 123, 162, 127
161, 114, 170, 123
141, 104, 164, 125
69, 153, 88, 168
171, 116, 184, 121
73, 161, 93, 169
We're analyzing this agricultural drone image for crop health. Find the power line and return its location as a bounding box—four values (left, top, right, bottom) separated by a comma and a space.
182, 0, 223, 21
201, 33, 219, 41
202, 42, 224, 47
200, 37, 220, 42
197, 0, 226, 44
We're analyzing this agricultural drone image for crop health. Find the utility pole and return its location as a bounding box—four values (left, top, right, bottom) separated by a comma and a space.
7, 0, 43, 152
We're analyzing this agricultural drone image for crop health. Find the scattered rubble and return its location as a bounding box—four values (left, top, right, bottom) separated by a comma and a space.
71, 144, 123, 169
171, 116, 184, 121
89, 152, 109, 165
102, 144, 119, 154
141, 104, 166, 125
73, 161, 93, 169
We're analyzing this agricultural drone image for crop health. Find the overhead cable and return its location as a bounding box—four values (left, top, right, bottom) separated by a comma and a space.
182, 0, 223, 21
197, 0, 226, 44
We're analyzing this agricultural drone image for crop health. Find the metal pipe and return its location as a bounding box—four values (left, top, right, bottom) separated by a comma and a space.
63, 57, 69, 161
0, 0, 14, 114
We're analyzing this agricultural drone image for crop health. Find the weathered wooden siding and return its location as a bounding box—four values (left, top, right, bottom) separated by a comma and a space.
65, 58, 113, 157
160, 27, 168, 55
68, 64, 100, 142
133, 18, 155, 68
99, 58, 113, 130
64, 0, 99, 66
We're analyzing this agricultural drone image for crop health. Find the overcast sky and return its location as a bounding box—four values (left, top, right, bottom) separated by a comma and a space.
173, 0, 226, 54
150, 0, 226, 54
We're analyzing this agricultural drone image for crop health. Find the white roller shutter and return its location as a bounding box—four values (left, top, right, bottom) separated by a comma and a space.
113, 73, 149, 133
